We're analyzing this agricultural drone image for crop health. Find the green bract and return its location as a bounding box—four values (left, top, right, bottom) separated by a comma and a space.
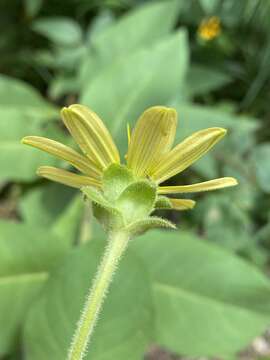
82, 163, 175, 235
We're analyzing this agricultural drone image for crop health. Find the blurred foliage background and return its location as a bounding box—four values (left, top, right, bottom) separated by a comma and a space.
1, 0, 270, 359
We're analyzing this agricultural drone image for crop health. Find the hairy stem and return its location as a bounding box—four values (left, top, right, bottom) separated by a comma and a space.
68, 231, 129, 360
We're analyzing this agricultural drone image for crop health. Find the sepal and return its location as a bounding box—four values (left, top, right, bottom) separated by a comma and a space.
116, 180, 157, 224
82, 186, 124, 231
82, 167, 177, 236
82, 186, 119, 214
125, 216, 176, 237
102, 163, 135, 201
155, 195, 173, 210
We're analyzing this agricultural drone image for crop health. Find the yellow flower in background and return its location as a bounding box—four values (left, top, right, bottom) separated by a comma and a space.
198, 16, 221, 41
22, 104, 237, 211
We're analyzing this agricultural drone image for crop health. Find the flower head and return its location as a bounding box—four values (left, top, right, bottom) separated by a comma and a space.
22, 104, 237, 231
198, 16, 221, 41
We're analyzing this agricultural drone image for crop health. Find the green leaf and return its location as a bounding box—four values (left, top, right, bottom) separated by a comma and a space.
117, 180, 157, 224
132, 230, 270, 357
0, 76, 60, 181
53, 45, 87, 70
49, 75, 79, 100
32, 17, 82, 46
81, 29, 189, 153
19, 183, 76, 227
199, 0, 219, 13
195, 194, 252, 252
86, 10, 115, 44
80, 1, 182, 85
174, 103, 258, 141
91, 0, 182, 63
51, 195, 84, 246
24, 239, 153, 360
23, 0, 42, 17
0, 110, 64, 181
0, 75, 57, 118
252, 144, 270, 193
256, 222, 270, 245
187, 64, 233, 97
0, 220, 70, 355
103, 163, 135, 201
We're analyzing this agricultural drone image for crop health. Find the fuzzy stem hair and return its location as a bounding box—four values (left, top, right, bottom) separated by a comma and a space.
68, 231, 129, 360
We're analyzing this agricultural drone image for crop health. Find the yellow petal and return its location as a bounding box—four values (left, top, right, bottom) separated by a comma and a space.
169, 198, 196, 210
151, 128, 226, 183
127, 123, 131, 145
158, 177, 238, 194
127, 106, 177, 177
61, 104, 120, 170
37, 166, 101, 189
22, 136, 101, 179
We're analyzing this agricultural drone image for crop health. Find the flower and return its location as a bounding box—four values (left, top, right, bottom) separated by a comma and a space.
22, 104, 237, 211
198, 16, 221, 41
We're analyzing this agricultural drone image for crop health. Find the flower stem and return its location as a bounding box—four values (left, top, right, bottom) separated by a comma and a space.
68, 231, 130, 360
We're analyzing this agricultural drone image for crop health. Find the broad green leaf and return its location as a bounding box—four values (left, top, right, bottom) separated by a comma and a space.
79, 52, 102, 89
35, 46, 86, 71
85, 10, 115, 44
49, 75, 79, 100
221, 173, 257, 212
0, 110, 63, 181
252, 144, 270, 193
0, 75, 57, 118
187, 64, 233, 97
188, 154, 218, 178
132, 230, 270, 357
0, 220, 70, 355
19, 183, 75, 227
51, 195, 84, 245
20, 186, 84, 247
24, 239, 153, 360
91, 0, 182, 63
80, 0, 182, 86
256, 221, 270, 246
81, 30, 189, 153
199, 0, 219, 13
194, 194, 252, 251
32, 17, 82, 46
33, 49, 57, 68
174, 103, 258, 141
53, 45, 87, 70
226, 118, 258, 155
